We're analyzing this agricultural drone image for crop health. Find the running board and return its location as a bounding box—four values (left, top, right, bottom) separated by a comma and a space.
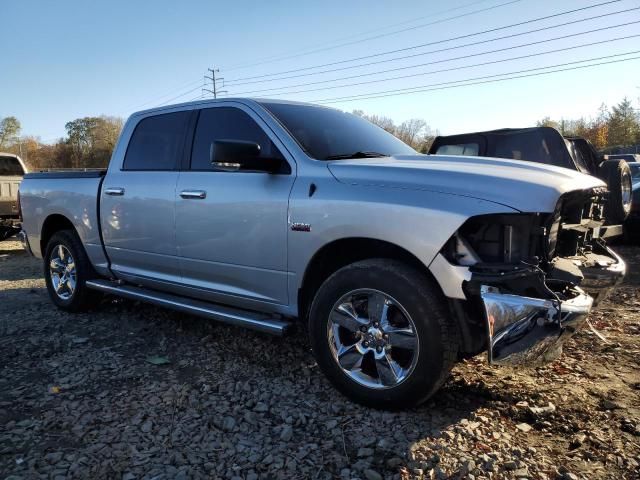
85, 279, 292, 336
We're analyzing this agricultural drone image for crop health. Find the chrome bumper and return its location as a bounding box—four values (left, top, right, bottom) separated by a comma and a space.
18, 230, 33, 256
481, 285, 593, 366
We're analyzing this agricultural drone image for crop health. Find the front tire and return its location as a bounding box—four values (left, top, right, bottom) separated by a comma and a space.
44, 229, 102, 312
308, 259, 458, 409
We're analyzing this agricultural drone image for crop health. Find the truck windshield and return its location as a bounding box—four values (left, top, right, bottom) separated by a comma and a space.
0, 156, 24, 175
259, 102, 416, 160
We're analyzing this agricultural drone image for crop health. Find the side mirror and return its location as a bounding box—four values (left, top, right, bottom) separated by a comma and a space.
210, 140, 260, 172
210, 140, 287, 174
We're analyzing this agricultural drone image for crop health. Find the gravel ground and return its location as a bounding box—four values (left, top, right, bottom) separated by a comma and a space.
0, 239, 639, 480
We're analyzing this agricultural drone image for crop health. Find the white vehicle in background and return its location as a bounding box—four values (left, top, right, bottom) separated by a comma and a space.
0, 153, 27, 240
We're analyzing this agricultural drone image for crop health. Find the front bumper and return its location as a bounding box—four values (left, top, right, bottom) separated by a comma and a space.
577, 246, 625, 306
482, 285, 593, 366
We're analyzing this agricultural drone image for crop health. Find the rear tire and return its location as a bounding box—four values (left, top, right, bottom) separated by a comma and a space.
600, 159, 632, 224
44, 229, 102, 312
308, 259, 458, 409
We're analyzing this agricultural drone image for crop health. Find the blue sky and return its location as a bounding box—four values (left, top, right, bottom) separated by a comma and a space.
1, 0, 639, 142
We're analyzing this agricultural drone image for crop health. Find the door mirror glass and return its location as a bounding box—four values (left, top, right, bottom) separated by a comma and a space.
210, 140, 285, 173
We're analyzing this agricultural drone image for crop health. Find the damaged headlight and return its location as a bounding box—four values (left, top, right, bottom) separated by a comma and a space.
445, 213, 548, 265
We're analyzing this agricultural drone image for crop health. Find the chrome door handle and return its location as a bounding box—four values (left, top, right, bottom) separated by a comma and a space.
104, 187, 125, 196
180, 190, 207, 199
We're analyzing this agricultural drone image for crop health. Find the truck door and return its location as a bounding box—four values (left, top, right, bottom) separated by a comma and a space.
100, 110, 190, 288
174, 104, 295, 308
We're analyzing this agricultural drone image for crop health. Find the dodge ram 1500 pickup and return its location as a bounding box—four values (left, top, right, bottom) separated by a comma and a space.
19, 99, 626, 408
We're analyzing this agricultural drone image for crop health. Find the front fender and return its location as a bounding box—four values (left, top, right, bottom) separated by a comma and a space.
287, 179, 518, 302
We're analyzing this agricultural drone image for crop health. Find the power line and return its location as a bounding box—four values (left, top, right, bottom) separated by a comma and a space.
230, 19, 640, 96
155, 85, 204, 107
224, 0, 522, 71
232, 32, 640, 98
224, 0, 624, 85
309, 51, 640, 104
128, 78, 203, 111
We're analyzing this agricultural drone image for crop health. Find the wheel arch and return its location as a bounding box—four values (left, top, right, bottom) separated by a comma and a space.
40, 214, 77, 255
298, 237, 443, 323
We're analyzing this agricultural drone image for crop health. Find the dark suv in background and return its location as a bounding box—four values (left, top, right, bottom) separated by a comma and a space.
428, 127, 633, 229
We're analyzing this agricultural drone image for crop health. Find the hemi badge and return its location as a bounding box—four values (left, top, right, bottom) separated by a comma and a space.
291, 222, 311, 232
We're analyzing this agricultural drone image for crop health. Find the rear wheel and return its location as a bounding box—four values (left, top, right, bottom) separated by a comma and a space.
600, 159, 632, 224
44, 230, 102, 312
308, 259, 458, 409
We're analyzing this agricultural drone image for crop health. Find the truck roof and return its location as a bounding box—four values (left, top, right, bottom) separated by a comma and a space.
130, 97, 323, 118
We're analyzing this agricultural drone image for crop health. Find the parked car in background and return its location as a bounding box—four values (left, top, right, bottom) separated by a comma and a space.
606, 153, 640, 163
428, 127, 633, 227
18, 99, 626, 408
0, 153, 27, 240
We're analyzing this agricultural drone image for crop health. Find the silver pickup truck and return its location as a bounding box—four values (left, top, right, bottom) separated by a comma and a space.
19, 99, 625, 408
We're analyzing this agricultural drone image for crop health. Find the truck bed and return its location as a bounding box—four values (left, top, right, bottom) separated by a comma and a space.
19, 171, 109, 271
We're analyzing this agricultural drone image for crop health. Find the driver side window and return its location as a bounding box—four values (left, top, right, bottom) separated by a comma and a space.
190, 107, 285, 171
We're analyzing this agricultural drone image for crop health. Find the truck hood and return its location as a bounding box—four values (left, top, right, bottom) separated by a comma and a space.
327, 154, 606, 212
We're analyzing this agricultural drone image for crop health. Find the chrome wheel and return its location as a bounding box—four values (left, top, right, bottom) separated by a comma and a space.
49, 244, 76, 300
327, 289, 419, 390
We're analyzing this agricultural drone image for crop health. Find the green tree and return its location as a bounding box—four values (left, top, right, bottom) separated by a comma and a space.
0, 116, 21, 149
606, 97, 639, 147
65, 116, 123, 168
536, 116, 560, 130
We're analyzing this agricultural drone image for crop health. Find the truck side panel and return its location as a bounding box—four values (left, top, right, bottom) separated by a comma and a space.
19, 175, 109, 275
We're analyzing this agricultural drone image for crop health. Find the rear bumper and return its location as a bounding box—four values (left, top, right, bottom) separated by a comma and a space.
0, 217, 21, 228
481, 285, 593, 366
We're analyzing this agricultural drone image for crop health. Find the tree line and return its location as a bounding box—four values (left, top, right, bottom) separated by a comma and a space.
536, 97, 640, 153
0, 115, 123, 170
1, 96, 637, 171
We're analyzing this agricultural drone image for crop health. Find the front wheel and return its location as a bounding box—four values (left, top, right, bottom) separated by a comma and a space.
44, 229, 102, 312
308, 259, 458, 409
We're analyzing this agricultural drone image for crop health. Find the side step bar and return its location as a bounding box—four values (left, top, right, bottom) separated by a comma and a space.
85, 279, 292, 336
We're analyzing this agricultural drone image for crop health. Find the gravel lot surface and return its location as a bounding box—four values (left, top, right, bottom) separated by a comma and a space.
1, 239, 639, 479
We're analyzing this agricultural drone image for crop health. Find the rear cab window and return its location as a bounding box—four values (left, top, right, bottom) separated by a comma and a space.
435, 143, 479, 156
123, 111, 190, 170
0, 156, 24, 176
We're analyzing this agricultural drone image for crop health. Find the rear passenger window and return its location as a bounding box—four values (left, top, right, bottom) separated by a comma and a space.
123, 111, 190, 170
190, 107, 284, 171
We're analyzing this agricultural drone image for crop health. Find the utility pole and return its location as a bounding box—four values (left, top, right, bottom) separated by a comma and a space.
203, 67, 227, 99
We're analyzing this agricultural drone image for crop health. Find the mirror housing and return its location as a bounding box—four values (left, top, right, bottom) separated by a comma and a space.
210, 140, 286, 174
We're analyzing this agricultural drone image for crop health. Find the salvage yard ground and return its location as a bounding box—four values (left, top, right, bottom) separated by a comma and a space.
0, 239, 639, 480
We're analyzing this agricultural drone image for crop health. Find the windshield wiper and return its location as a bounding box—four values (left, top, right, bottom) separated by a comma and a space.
325, 151, 387, 160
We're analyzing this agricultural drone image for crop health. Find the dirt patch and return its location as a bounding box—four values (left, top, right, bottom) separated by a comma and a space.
1, 239, 638, 479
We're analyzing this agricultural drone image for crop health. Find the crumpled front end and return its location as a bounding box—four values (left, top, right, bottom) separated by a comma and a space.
436, 186, 625, 366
